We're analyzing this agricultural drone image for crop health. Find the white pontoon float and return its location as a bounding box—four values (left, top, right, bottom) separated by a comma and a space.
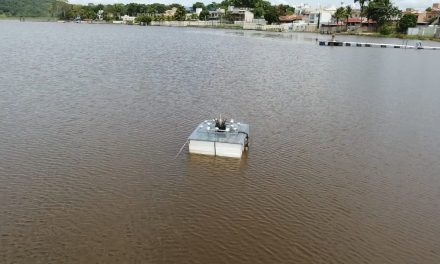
187, 117, 249, 158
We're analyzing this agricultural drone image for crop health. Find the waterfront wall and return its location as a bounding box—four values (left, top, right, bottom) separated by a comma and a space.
244, 23, 317, 32
407, 26, 438, 37
151, 21, 239, 27
243, 23, 283, 32
151, 20, 318, 32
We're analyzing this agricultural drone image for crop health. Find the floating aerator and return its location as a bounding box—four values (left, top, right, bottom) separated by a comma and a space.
188, 116, 249, 158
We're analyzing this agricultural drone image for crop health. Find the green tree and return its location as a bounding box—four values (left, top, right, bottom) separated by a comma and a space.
174, 5, 186, 21
223, 10, 233, 21
354, 0, 370, 28
264, 5, 279, 24
219, 0, 232, 9
189, 13, 199, 20
354, 0, 369, 13
51, 0, 70, 19
276, 4, 295, 16
397, 13, 417, 33
193, 2, 205, 11
345, 6, 352, 20
253, 0, 271, 18
0, 0, 66, 17
379, 23, 393, 34
113, 3, 125, 20
333, 7, 346, 24
92, 4, 104, 13
103, 4, 115, 20
207, 2, 219, 11
126, 3, 140, 16
365, 0, 401, 29
136, 15, 152, 25
426, 7, 432, 12
199, 9, 210, 20
147, 3, 167, 15
231, 0, 256, 7
253, 7, 264, 18
168, 3, 183, 9
344, 6, 352, 29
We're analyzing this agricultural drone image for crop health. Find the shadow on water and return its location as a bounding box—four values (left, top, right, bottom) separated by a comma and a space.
226, 30, 318, 44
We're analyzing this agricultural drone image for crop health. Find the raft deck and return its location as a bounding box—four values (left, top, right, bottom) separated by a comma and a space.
188, 121, 249, 158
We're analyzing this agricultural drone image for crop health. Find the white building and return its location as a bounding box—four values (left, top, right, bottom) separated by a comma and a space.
121, 15, 136, 24
97, 10, 104, 21
227, 6, 254, 22
208, 8, 226, 20
306, 8, 336, 27
195, 8, 203, 16
164, 7, 177, 17
294, 3, 311, 15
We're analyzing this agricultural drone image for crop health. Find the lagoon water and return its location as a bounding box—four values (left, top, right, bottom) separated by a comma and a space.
1, 20, 440, 263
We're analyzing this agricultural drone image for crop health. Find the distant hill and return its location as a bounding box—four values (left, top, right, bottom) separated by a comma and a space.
0, 0, 60, 17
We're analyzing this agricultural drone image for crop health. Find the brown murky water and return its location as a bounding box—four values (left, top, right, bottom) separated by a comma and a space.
1, 21, 440, 263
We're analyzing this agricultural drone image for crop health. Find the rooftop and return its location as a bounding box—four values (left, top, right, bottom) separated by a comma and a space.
279, 15, 303, 22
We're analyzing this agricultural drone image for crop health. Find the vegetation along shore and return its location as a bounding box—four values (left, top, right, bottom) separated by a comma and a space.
1, 0, 439, 39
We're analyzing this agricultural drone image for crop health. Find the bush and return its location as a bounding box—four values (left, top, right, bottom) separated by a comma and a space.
397, 14, 417, 33
199, 9, 209, 21
379, 23, 394, 35
136, 15, 152, 25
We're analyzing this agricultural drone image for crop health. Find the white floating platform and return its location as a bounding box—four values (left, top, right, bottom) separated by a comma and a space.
188, 120, 249, 158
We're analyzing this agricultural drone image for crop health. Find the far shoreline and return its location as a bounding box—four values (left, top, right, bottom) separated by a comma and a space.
2, 17, 439, 43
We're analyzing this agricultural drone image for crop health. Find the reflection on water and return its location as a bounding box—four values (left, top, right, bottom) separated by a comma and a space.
1, 21, 440, 263
187, 153, 248, 174
227, 30, 318, 42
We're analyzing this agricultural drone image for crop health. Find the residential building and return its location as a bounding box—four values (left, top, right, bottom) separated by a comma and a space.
345, 17, 376, 31
417, 12, 429, 25
426, 3, 440, 23
227, 6, 254, 22
345, 18, 375, 26
121, 15, 136, 24
402, 4, 439, 25
195, 8, 203, 16
350, 9, 362, 19
208, 8, 225, 20
306, 8, 335, 27
403, 8, 428, 25
164, 7, 177, 17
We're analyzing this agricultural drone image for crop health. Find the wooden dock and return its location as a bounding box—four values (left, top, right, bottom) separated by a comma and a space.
319, 41, 440, 50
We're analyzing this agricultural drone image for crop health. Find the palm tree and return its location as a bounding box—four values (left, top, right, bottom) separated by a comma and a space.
334, 7, 346, 24
345, 6, 352, 30
354, 0, 368, 30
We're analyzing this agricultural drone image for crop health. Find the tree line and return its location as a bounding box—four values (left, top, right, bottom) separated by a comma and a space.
1, 0, 428, 34
0, 0, 64, 17
47, 0, 295, 24
334, 0, 420, 34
